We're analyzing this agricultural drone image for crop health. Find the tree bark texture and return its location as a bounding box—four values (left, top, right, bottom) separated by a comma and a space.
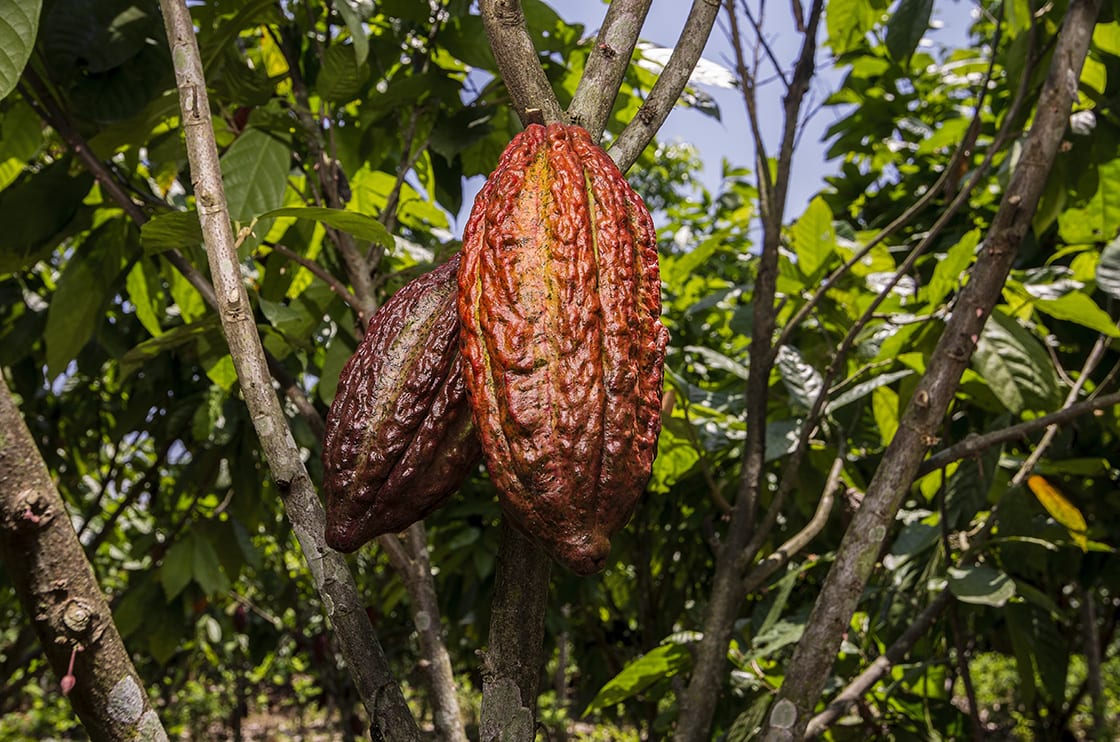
0, 377, 169, 742
158, 1, 420, 737
479, 521, 552, 742
761, 2, 1102, 738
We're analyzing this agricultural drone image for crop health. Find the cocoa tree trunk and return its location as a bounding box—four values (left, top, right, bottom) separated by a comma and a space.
0, 376, 169, 741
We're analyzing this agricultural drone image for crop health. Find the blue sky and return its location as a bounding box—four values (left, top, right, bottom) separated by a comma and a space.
452, 1, 975, 233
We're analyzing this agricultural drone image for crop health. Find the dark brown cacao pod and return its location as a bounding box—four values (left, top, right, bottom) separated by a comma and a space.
458, 123, 668, 575
322, 256, 481, 552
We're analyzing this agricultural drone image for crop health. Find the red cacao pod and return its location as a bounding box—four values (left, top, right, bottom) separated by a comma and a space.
458, 123, 668, 575
322, 256, 481, 552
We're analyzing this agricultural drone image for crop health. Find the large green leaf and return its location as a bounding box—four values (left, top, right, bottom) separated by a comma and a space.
1033, 292, 1120, 337
141, 210, 203, 254
0, 0, 40, 101
776, 345, 824, 410
790, 196, 836, 278
220, 127, 290, 253
971, 309, 1061, 414
583, 640, 692, 714
0, 158, 93, 274
947, 565, 1016, 607
44, 221, 131, 377
0, 101, 42, 191
262, 206, 394, 250
924, 229, 979, 308
826, 0, 883, 55
1058, 158, 1120, 243
886, 0, 933, 61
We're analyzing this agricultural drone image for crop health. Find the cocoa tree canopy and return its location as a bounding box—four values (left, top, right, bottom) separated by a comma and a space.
1, 0, 1119, 740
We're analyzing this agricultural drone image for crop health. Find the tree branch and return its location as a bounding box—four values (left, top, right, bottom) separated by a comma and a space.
917, 389, 1120, 476
673, 4, 824, 740
0, 377, 169, 741
479, 0, 565, 126
22, 64, 326, 440
762, 3, 1102, 737
479, 521, 552, 742
804, 590, 953, 737
608, 0, 722, 172
568, 0, 654, 141
158, 2, 419, 737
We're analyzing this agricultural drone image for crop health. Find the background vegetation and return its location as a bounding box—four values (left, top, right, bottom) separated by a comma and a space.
0, 0, 1118, 739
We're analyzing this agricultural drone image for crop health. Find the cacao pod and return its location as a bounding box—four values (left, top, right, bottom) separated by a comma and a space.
322, 256, 481, 552
458, 123, 668, 575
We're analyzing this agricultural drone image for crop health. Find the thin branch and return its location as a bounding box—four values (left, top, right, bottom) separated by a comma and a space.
261, 242, 365, 315
158, 2, 419, 737
22, 64, 326, 439
568, 0, 654, 140
762, 3, 1102, 736
918, 390, 1120, 476
1010, 332, 1111, 487
740, 451, 842, 595
672, 4, 824, 740
608, 0, 723, 172
479, 0, 565, 126
0, 377, 170, 741
804, 591, 953, 737
380, 526, 469, 742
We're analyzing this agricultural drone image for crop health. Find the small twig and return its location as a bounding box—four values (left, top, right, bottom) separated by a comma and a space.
804, 591, 953, 737
1011, 333, 1111, 487
261, 242, 365, 315
608, 0, 723, 172
568, 0, 654, 140
740, 451, 843, 595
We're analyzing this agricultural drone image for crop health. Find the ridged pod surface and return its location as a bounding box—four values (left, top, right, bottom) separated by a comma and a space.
458, 123, 668, 575
322, 256, 480, 552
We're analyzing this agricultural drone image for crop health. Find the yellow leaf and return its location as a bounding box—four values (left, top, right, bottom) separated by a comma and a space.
1027, 475, 1089, 551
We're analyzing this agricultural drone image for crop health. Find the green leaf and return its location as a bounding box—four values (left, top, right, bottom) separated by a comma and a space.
161, 535, 194, 601
262, 206, 393, 250
192, 532, 231, 596
44, 221, 130, 377
827, 0, 882, 55
1094, 21, 1120, 56
118, 316, 222, 379
583, 641, 692, 714
0, 0, 42, 101
776, 346, 823, 410
947, 565, 1016, 607
0, 158, 93, 274
971, 309, 1061, 414
925, 229, 979, 308
1097, 233, 1120, 299
650, 419, 701, 494
220, 127, 290, 254
1058, 158, 1120, 243
125, 261, 164, 337
885, 0, 933, 61
827, 369, 913, 412
334, 0, 372, 65
872, 385, 899, 446
1033, 292, 1120, 337
0, 101, 43, 191
318, 43, 368, 103
141, 211, 203, 254
790, 196, 836, 278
